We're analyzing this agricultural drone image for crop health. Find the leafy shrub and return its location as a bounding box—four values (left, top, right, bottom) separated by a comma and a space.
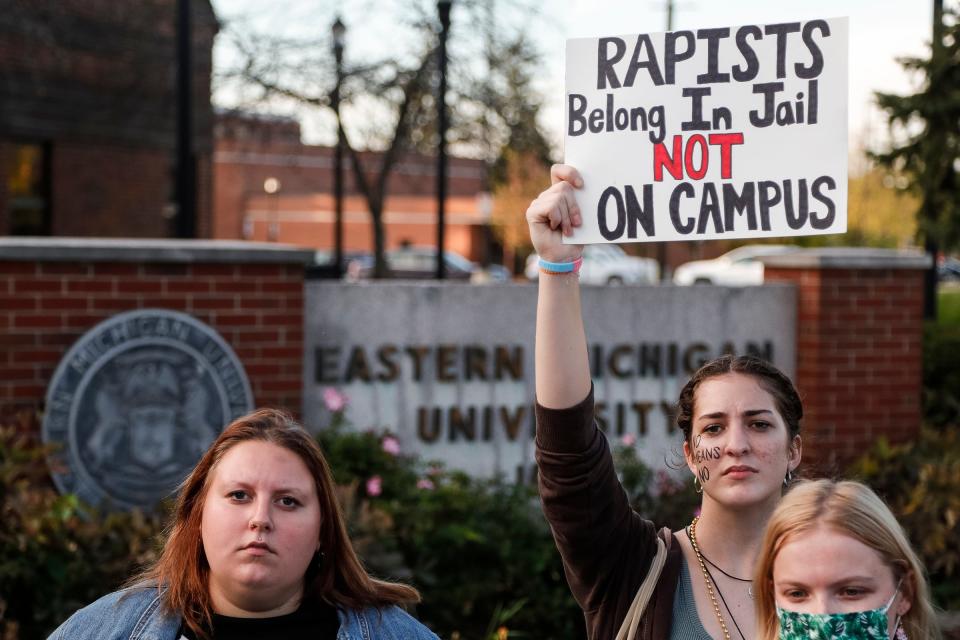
923, 323, 960, 429
611, 434, 700, 531
848, 427, 960, 609
0, 415, 166, 640
319, 414, 699, 640
317, 417, 583, 640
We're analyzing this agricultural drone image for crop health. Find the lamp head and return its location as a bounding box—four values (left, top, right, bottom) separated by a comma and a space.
332, 17, 346, 50
437, 0, 452, 21
263, 177, 281, 195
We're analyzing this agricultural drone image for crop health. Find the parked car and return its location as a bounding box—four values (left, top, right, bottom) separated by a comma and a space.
472, 263, 513, 283
345, 247, 476, 281
938, 255, 960, 282
672, 244, 799, 286
306, 250, 372, 279
525, 244, 659, 285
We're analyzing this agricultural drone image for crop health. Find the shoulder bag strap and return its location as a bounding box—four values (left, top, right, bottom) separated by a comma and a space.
614, 535, 668, 640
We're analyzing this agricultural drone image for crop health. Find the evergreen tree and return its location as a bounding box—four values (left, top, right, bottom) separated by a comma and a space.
873, 1, 960, 315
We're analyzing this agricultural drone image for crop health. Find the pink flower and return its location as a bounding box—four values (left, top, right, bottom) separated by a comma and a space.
620, 433, 637, 447
365, 475, 382, 497
323, 387, 348, 412
381, 435, 401, 456
417, 478, 435, 491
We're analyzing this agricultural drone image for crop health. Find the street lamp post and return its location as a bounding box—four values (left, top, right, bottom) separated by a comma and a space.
435, 0, 452, 279
264, 177, 281, 242
657, 0, 675, 282
332, 17, 346, 276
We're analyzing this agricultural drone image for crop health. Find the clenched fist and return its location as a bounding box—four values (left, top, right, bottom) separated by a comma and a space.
525, 164, 585, 264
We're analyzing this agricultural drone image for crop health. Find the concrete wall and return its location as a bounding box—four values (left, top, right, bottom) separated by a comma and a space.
303, 281, 796, 481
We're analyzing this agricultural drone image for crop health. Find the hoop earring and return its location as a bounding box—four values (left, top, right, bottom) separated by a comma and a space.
693, 475, 703, 494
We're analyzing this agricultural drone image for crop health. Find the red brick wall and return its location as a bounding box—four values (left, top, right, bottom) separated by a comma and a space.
0, 260, 304, 424
765, 266, 924, 472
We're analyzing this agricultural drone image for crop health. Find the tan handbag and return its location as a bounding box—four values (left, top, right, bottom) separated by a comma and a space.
614, 536, 668, 640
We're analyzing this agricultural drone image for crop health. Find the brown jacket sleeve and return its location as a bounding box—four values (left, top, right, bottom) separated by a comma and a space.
535, 386, 663, 640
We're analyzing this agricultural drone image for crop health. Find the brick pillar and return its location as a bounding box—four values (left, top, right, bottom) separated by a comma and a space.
761, 248, 929, 473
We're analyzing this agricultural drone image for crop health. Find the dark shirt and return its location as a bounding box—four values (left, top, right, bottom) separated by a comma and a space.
535, 386, 683, 640
178, 601, 340, 639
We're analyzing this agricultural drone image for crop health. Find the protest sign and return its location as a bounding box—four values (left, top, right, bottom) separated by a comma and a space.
564, 18, 848, 244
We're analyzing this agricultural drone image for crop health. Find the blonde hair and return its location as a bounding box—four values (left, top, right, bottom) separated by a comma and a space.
754, 479, 940, 640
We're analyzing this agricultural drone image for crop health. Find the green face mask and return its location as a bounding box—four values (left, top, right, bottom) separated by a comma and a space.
776, 586, 900, 640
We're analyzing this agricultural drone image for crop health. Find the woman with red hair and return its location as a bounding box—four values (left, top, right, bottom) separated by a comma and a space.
49, 409, 436, 640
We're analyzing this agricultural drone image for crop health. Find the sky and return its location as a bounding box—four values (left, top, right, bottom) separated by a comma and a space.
209, 0, 933, 156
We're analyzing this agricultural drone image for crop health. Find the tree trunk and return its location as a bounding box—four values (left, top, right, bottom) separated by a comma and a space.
371, 199, 389, 279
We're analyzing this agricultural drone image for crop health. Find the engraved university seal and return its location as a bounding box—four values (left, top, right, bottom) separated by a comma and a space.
42, 309, 254, 509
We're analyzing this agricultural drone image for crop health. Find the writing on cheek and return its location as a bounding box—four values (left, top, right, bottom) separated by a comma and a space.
697, 465, 710, 484
694, 442, 721, 484
694, 446, 721, 465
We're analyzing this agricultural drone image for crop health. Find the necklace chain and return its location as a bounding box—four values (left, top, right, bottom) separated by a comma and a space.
699, 548, 756, 599
688, 516, 731, 640
701, 561, 747, 640
699, 550, 752, 584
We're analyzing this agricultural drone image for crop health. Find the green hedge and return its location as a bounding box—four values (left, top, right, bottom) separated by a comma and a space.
316, 421, 698, 640
848, 427, 960, 609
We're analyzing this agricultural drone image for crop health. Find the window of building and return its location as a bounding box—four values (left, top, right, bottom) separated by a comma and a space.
7, 142, 51, 235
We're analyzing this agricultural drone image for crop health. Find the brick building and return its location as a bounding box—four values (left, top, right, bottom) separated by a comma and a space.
0, 0, 218, 238
213, 111, 495, 263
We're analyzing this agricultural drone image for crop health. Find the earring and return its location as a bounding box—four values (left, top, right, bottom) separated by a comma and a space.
783, 469, 794, 487
895, 621, 908, 640
312, 550, 325, 570
693, 475, 703, 494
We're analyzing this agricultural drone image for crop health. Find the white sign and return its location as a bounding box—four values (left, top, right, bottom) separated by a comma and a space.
565, 18, 848, 244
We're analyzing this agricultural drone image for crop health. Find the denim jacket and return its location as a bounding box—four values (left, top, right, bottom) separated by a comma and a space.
47, 587, 440, 640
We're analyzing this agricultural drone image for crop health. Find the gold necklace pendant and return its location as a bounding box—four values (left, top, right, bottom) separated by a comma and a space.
689, 516, 732, 640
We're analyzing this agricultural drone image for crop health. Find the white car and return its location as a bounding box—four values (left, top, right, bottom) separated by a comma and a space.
526, 244, 659, 285
672, 244, 799, 286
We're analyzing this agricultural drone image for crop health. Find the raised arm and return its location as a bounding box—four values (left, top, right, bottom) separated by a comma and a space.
529, 168, 661, 633
526, 164, 591, 409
